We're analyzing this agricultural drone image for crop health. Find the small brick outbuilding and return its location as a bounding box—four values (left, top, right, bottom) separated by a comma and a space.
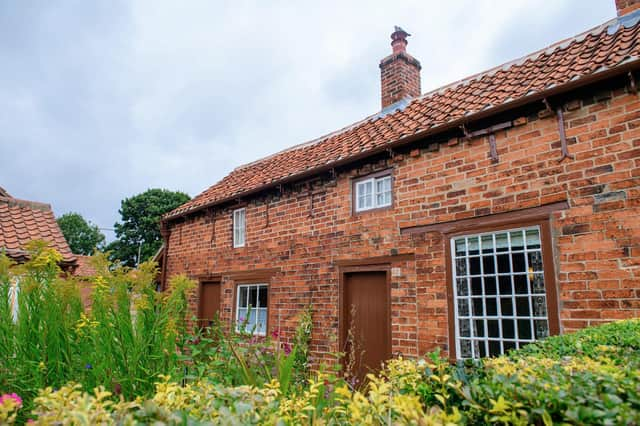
161, 1, 640, 372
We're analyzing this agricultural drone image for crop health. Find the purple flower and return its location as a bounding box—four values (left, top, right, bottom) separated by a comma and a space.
283, 342, 292, 355
271, 329, 280, 339
0, 393, 22, 408
85, 363, 92, 370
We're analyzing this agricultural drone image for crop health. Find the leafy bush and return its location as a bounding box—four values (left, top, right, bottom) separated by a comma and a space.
7, 318, 639, 425
2, 243, 638, 424
0, 243, 194, 421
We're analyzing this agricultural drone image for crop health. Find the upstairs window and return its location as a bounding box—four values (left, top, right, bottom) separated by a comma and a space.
233, 208, 245, 248
354, 172, 392, 212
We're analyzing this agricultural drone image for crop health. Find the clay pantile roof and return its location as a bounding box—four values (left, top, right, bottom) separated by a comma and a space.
166, 10, 640, 220
0, 193, 76, 263
73, 255, 97, 278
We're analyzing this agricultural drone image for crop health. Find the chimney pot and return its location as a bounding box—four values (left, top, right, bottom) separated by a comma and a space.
391, 26, 410, 54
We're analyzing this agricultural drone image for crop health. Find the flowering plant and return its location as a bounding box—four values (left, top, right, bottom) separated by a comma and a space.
0, 393, 22, 423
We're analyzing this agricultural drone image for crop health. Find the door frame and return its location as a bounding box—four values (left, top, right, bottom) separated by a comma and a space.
198, 280, 222, 327
338, 264, 392, 367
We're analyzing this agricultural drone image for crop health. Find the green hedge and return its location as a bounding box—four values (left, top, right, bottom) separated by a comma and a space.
2, 318, 637, 424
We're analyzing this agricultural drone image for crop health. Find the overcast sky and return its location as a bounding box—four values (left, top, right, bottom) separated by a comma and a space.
0, 1, 615, 240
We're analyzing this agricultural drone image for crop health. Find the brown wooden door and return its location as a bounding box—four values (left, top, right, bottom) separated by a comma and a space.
199, 281, 221, 329
343, 270, 390, 382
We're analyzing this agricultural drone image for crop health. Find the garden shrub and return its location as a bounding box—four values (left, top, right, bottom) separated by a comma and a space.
6, 318, 639, 425
0, 244, 195, 422
2, 244, 639, 424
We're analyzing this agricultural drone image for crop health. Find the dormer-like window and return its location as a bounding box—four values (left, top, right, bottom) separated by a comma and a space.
354, 171, 393, 213
233, 208, 245, 248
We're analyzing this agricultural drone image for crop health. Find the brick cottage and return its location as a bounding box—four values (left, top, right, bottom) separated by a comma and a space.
160, 1, 640, 373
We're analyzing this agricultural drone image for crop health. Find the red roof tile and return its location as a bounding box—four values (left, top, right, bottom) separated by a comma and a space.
0, 194, 75, 263
166, 11, 640, 220
73, 255, 97, 278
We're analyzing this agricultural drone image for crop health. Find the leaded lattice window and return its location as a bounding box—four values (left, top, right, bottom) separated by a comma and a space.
452, 226, 550, 359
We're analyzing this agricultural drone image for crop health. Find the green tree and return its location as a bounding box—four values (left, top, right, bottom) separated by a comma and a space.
56, 212, 106, 255
107, 189, 190, 266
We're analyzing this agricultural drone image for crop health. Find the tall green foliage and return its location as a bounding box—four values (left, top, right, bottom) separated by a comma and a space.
107, 189, 190, 266
0, 242, 195, 419
56, 212, 105, 255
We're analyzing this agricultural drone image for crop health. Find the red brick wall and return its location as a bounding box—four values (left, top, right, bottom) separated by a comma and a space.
164, 83, 640, 363
380, 52, 421, 109
616, 0, 640, 15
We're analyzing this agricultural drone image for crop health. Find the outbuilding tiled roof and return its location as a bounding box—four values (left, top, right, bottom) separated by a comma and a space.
0, 193, 75, 263
73, 255, 97, 278
166, 10, 640, 220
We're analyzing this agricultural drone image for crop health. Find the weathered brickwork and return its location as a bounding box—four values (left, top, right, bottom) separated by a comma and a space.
615, 0, 640, 16
164, 83, 640, 363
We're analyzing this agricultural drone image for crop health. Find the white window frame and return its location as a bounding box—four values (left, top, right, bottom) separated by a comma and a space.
354, 174, 392, 212
235, 283, 268, 335
451, 225, 550, 360
233, 208, 246, 248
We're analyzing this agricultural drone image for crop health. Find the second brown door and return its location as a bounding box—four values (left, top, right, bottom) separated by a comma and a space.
199, 281, 221, 329
343, 270, 391, 382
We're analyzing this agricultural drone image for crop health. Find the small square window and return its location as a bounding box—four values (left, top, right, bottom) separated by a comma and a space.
233, 208, 245, 248
354, 173, 393, 212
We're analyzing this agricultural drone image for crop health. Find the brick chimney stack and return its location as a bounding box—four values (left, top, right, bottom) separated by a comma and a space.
379, 26, 422, 109
615, 0, 640, 15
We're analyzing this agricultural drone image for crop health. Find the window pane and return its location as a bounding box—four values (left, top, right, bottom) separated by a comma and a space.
375, 176, 392, 207
469, 257, 481, 275
237, 307, 248, 324
535, 320, 549, 338
495, 233, 509, 251
358, 196, 365, 210
459, 339, 472, 357
471, 277, 482, 295
248, 286, 258, 307
485, 276, 497, 295
468, 237, 480, 255
456, 278, 469, 296
528, 252, 543, 272
459, 319, 471, 337
257, 309, 267, 334
512, 253, 526, 273
452, 226, 549, 359
233, 209, 245, 246
526, 229, 541, 249
483, 256, 495, 274
510, 230, 524, 250
502, 319, 515, 339
455, 258, 467, 276
356, 180, 374, 210
488, 339, 501, 356
258, 286, 268, 308
457, 298, 469, 317
248, 309, 257, 330
239, 286, 248, 308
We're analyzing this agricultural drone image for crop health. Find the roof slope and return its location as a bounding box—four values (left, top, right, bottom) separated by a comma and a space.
0, 194, 76, 262
167, 11, 640, 220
